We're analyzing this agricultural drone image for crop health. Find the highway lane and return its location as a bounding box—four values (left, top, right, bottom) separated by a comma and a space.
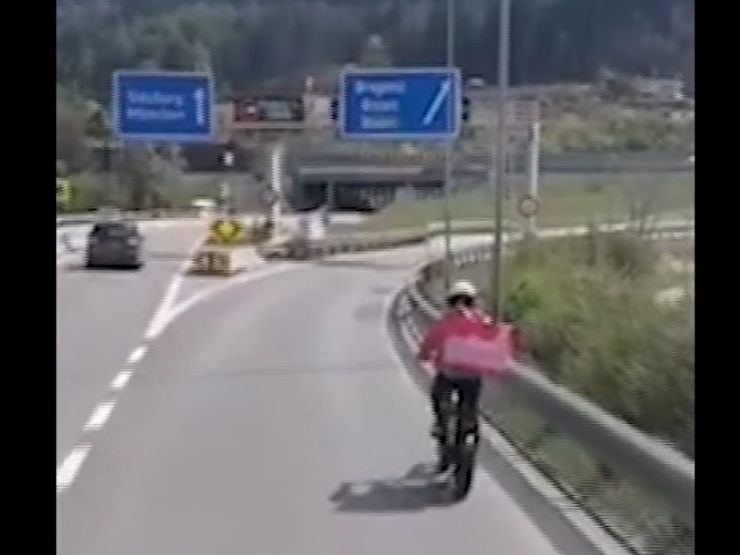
56, 244, 584, 555
56, 220, 205, 464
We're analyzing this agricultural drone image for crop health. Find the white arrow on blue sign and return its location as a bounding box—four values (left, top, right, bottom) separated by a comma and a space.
112, 70, 214, 142
339, 67, 461, 141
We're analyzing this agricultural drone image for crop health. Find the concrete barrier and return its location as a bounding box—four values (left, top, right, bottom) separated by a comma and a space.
188, 245, 264, 276
261, 229, 428, 260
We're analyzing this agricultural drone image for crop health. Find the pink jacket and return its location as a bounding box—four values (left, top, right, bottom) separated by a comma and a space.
418, 308, 516, 377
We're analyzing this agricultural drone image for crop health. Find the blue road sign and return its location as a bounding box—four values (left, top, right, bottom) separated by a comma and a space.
113, 71, 214, 142
339, 67, 461, 140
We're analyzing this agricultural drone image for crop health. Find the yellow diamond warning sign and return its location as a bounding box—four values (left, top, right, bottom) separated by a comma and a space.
207, 217, 246, 246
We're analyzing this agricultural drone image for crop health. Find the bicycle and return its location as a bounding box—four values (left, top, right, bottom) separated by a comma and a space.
435, 387, 480, 501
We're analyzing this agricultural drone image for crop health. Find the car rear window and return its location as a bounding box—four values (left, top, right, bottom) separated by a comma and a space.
92, 223, 136, 239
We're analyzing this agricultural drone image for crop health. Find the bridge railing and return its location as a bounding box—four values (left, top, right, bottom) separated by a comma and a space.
391, 222, 694, 554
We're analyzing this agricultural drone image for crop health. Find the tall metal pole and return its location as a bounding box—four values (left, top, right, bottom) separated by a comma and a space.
442, 0, 455, 291
270, 141, 285, 227
492, 0, 511, 320
524, 102, 541, 238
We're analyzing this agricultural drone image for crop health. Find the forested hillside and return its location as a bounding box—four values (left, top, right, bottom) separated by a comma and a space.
57, 0, 694, 101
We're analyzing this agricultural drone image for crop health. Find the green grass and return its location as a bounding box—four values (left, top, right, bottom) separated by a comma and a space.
60, 172, 250, 212
358, 171, 694, 232
481, 390, 692, 552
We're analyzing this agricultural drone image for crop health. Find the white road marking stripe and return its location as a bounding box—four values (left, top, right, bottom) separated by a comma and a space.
153, 263, 295, 340
110, 370, 133, 391
144, 234, 205, 341
145, 273, 184, 340
56, 224, 209, 496
56, 444, 92, 494
83, 401, 116, 432
127, 346, 146, 365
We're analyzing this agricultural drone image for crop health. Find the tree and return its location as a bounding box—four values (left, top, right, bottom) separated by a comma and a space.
116, 143, 187, 210
56, 94, 93, 173
56, 0, 695, 100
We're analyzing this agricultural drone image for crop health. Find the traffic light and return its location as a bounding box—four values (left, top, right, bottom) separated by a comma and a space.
331, 97, 338, 121
462, 95, 470, 123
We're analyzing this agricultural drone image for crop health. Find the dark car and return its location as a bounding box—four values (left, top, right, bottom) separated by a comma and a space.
86, 221, 144, 269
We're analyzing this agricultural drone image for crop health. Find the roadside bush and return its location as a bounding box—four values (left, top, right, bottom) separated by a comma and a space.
542, 111, 694, 153
499, 232, 694, 456
61, 171, 195, 213
61, 173, 115, 212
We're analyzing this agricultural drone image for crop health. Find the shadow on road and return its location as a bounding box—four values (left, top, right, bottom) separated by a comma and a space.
61, 251, 187, 272
62, 263, 141, 273
330, 462, 453, 513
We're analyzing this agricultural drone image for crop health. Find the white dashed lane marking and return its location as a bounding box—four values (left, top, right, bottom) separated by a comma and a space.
57, 342, 149, 497
83, 401, 116, 433
126, 346, 147, 366
57, 224, 209, 497
56, 444, 92, 494
56, 249, 295, 497
110, 370, 133, 391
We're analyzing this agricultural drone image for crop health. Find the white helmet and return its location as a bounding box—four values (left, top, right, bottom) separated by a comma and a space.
447, 279, 478, 299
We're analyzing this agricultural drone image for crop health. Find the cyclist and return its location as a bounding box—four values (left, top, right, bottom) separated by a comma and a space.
417, 279, 516, 471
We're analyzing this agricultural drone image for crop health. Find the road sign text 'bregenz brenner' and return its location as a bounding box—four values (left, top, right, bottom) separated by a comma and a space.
339, 67, 461, 141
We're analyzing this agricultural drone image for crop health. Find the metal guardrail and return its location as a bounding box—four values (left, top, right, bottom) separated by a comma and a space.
56, 209, 202, 227
259, 229, 428, 260
259, 216, 693, 262
391, 221, 695, 554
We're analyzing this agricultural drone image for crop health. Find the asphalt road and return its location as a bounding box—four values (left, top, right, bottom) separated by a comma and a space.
56, 220, 205, 464
55, 234, 592, 555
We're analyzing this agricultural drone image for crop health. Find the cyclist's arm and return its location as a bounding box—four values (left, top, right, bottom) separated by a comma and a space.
418, 322, 443, 363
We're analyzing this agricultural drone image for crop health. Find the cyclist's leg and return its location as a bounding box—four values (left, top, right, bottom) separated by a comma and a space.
457, 377, 482, 435
430, 373, 452, 438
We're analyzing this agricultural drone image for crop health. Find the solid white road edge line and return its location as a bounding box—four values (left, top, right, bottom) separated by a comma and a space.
144, 262, 296, 341
144, 234, 206, 341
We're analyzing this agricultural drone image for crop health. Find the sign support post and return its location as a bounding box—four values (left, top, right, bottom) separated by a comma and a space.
442, 0, 456, 291
268, 141, 285, 229
112, 69, 214, 211
491, 0, 512, 321
524, 103, 541, 238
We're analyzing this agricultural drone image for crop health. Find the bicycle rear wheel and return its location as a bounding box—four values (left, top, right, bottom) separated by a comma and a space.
451, 420, 479, 501
451, 446, 476, 500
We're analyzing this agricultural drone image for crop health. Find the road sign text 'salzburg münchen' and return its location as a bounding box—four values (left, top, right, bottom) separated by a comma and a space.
113, 71, 214, 142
